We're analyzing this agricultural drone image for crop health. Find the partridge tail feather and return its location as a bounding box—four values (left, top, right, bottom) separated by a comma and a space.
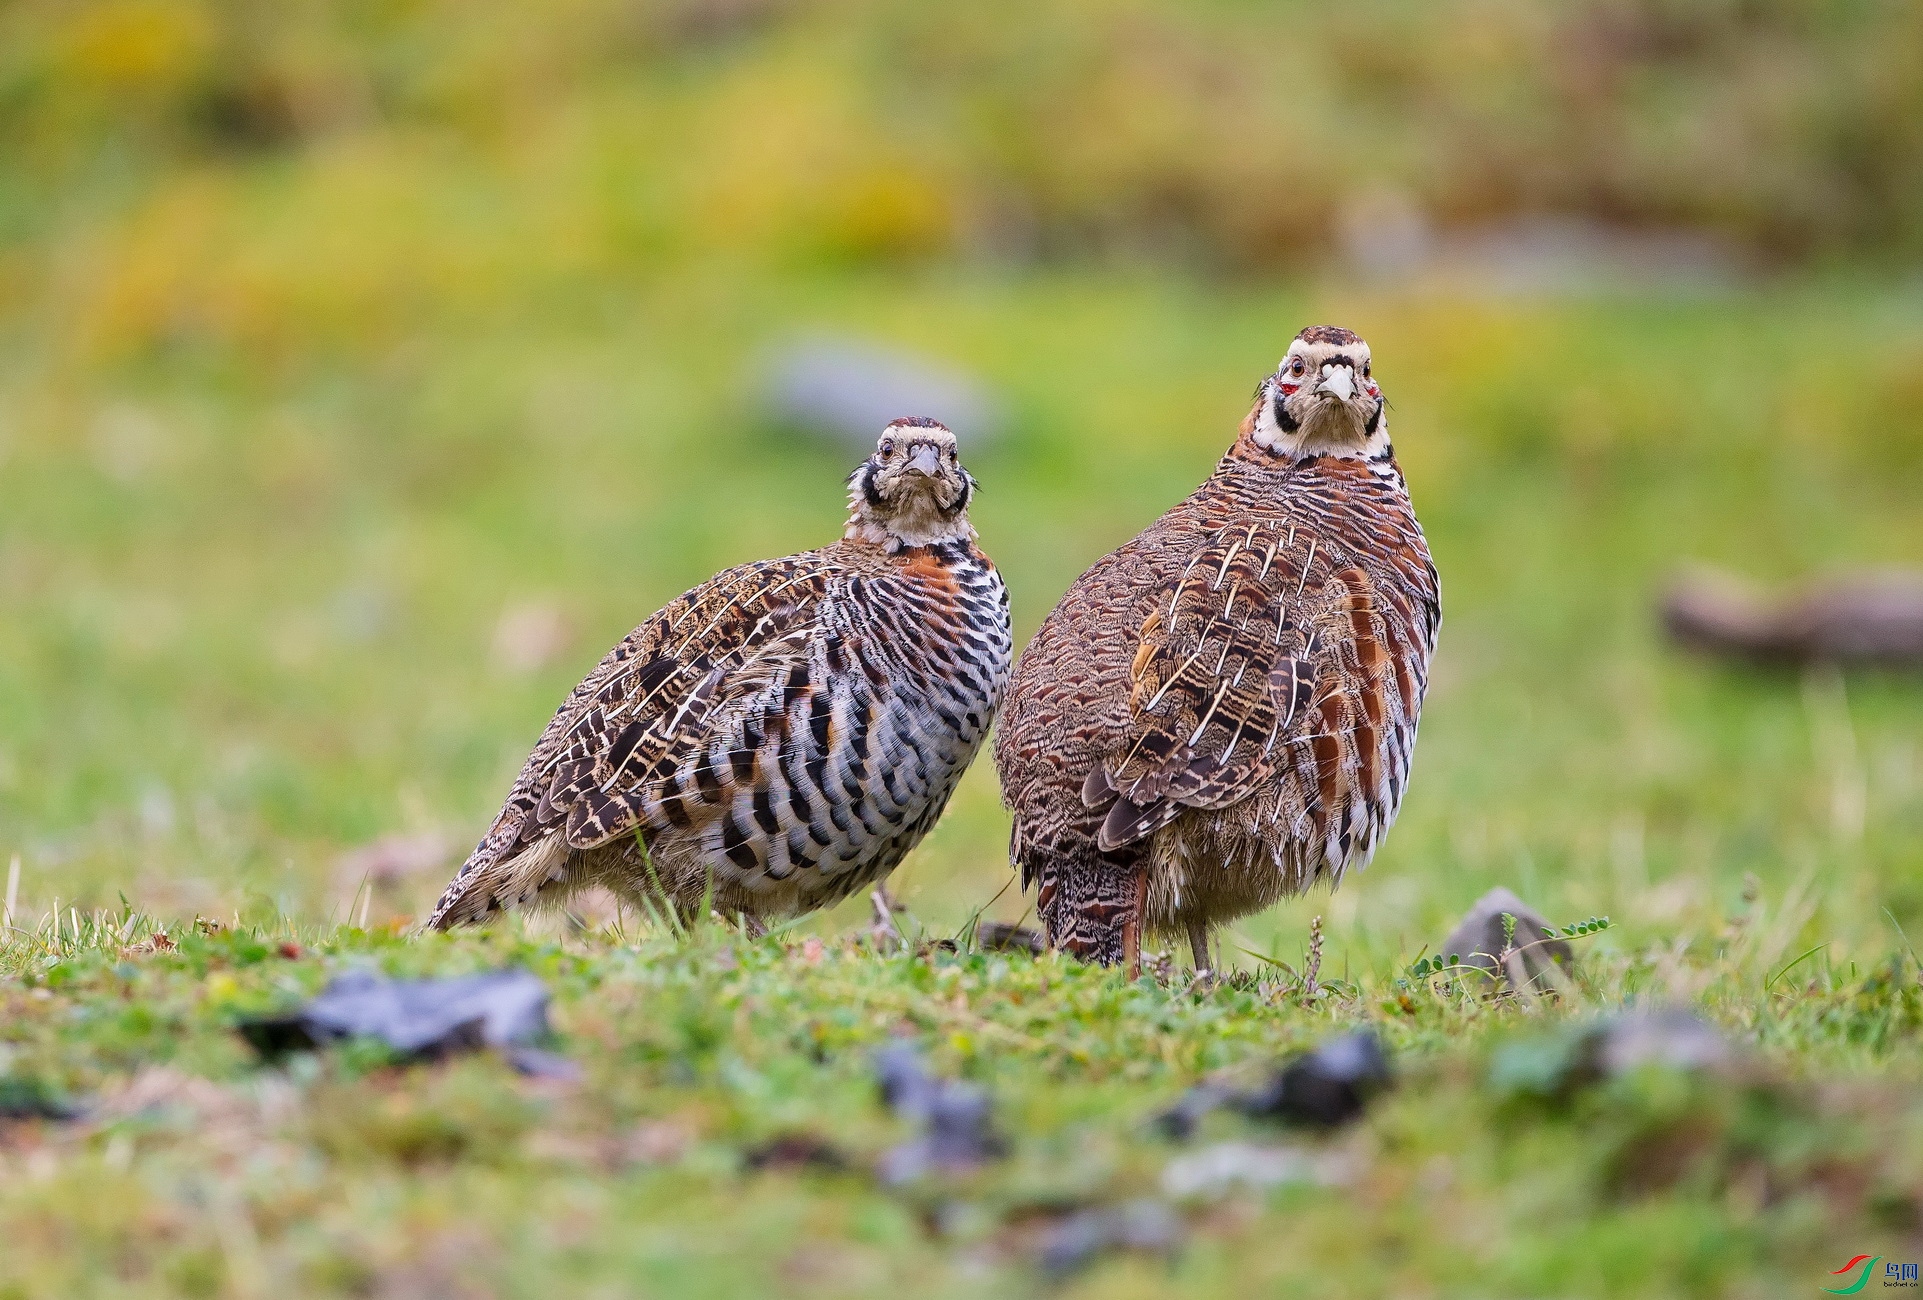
1031, 844, 1144, 967
426, 834, 574, 930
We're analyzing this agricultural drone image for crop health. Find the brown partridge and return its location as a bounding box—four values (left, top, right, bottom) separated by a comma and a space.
430, 419, 1011, 931
994, 327, 1439, 974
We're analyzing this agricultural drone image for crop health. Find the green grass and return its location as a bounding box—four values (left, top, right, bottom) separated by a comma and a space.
3, 270, 1923, 1295
2, 904, 1921, 1298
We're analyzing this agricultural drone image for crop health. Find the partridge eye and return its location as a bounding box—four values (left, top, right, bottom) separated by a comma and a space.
1363, 362, 1371, 377
1288, 358, 1305, 377
880, 439, 895, 455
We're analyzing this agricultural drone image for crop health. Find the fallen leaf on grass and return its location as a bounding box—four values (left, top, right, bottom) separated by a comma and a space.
118, 931, 175, 959
621, 1119, 696, 1166
744, 1131, 850, 1173
976, 921, 1045, 956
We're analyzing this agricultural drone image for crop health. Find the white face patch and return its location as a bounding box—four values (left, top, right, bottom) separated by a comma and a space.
1250, 335, 1387, 461
1251, 384, 1287, 453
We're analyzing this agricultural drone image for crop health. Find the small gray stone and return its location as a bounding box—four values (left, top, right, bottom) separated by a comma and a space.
1237, 1030, 1393, 1128
1440, 887, 1574, 992
872, 1043, 1006, 1185
238, 969, 553, 1061
762, 337, 1004, 455
1160, 1142, 1338, 1200
1590, 1007, 1734, 1077
0, 1072, 81, 1121
1489, 1007, 1739, 1102
1152, 1030, 1393, 1139
1037, 1199, 1183, 1278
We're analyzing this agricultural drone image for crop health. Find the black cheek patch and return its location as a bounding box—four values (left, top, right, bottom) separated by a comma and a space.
859, 464, 886, 508
1274, 395, 1300, 434
1365, 399, 1382, 435
939, 473, 974, 518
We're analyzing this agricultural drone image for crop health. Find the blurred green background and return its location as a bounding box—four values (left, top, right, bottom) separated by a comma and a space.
2, 0, 1921, 971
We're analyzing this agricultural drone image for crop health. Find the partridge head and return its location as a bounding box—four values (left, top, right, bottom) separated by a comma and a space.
1249, 325, 1388, 459
846, 417, 977, 552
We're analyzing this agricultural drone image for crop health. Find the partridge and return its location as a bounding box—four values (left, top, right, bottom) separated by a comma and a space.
994, 327, 1439, 974
430, 419, 1011, 930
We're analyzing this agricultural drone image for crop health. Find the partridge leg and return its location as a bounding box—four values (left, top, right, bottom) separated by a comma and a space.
1121, 866, 1147, 980
1187, 918, 1212, 975
869, 884, 904, 952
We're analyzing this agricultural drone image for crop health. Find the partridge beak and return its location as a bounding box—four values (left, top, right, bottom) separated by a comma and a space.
905, 444, 942, 477
1318, 365, 1357, 402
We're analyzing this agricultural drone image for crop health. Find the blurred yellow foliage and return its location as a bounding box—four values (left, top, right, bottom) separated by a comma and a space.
2, 0, 1919, 366
59, 0, 213, 93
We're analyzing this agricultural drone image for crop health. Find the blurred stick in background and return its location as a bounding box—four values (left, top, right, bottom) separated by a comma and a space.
1662, 567, 1923, 668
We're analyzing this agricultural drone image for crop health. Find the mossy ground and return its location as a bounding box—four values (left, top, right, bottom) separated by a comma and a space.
2, 902, 1923, 1299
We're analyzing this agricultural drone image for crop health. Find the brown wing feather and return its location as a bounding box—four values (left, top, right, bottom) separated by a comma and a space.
1091, 523, 1324, 851
455, 556, 832, 879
